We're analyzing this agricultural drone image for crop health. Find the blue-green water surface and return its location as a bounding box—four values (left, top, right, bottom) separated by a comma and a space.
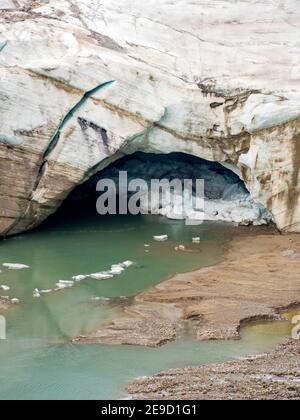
0, 213, 290, 399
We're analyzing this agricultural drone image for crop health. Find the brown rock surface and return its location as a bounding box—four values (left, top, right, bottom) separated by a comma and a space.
73, 302, 183, 347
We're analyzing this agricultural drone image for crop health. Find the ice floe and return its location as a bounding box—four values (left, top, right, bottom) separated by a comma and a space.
90, 272, 114, 280
33, 289, 41, 298
29, 260, 135, 298
72, 275, 89, 282
153, 235, 168, 242
121, 260, 135, 268
109, 264, 127, 275
3, 263, 30, 270
56, 280, 74, 289
90, 297, 111, 302
11, 298, 20, 304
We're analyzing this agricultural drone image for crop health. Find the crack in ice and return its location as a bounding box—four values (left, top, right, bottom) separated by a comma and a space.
43, 79, 115, 160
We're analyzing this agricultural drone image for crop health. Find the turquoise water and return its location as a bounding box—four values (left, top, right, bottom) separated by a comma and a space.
0, 212, 291, 400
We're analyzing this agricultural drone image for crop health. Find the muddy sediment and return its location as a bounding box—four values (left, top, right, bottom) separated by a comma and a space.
0, 297, 12, 312
74, 233, 300, 347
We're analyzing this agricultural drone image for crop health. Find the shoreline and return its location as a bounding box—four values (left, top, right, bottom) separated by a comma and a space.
127, 339, 300, 400
73, 230, 300, 347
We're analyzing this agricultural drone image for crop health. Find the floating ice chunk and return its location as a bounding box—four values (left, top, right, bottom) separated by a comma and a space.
58, 280, 74, 285
153, 235, 168, 242
91, 297, 111, 302
110, 268, 124, 275
192, 237, 201, 243
1, 285, 10, 291
110, 264, 125, 275
55, 284, 69, 290
56, 280, 74, 289
72, 275, 88, 282
90, 272, 114, 280
3, 263, 30, 270
11, 298, 20, 304
111, 264, 124, 269
33, 289, 41, 298
121, 261, 134, 268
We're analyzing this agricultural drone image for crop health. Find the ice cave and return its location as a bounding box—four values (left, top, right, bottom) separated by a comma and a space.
67, 152, 272, 226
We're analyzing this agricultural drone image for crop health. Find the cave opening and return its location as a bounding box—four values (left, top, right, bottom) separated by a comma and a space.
57, 152, 272, 227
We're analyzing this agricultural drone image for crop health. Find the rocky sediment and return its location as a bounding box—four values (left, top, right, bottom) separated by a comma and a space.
1, 1, 300, 235
73, 303, 182, 347
74, 233, 300, 347
0, 297, 12, 312
127, 339, 300, 400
